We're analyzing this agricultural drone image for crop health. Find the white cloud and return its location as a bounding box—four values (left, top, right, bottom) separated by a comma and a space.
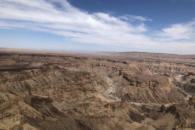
0, 0, 194, 54
0, 0, 150, 45
159, 20, 195, 40
120, 15, 152, 22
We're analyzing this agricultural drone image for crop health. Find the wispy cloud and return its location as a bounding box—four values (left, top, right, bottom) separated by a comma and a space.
0, 0, 194, 54
120, 15, 152, 22
159, 20, 195, 40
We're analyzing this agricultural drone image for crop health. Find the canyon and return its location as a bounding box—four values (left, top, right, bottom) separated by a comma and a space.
0, 50, 195, 130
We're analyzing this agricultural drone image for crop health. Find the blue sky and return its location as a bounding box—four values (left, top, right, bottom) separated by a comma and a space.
0, 0, 195, 54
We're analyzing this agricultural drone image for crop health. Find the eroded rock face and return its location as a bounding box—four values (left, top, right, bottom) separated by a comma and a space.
0, 51, 195, 130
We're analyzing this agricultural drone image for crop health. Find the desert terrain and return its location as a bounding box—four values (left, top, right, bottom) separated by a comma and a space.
0, 49, 195, 130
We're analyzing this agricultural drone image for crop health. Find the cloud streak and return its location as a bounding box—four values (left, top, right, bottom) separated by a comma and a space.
0, 0, 194, 54
120, 15, 152, 22
159, 20, 195, 41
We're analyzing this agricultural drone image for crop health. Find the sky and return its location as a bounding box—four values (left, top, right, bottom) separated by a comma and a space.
0, 0, 195, 54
